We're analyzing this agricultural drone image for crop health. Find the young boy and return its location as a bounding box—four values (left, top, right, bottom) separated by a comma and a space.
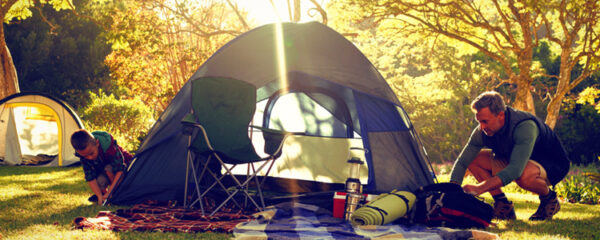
70, 129, 133, 205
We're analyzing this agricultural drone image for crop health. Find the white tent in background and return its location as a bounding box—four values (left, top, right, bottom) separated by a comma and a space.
0, 92, 84, 166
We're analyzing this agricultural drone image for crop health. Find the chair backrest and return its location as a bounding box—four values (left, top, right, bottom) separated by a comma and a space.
189, 77, 261, 163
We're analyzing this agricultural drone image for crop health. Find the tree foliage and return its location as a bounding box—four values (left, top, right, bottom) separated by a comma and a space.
4, 0, 72, 22
81, 90, 154, 153
327, 1, 600, 162
103, 0, 328, 116
5, 0, 111, 108
1, 0, 77, 99
327, 3, 497, 162
103, 0, 248, 115
555, 86, 600, 165
343, 0, 600, 129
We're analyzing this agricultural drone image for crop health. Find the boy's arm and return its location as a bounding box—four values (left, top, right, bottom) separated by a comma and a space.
103, 171, 123, 200
87, 179, 104, 205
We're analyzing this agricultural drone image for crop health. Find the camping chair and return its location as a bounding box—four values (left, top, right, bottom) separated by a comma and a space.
181, 77, 288, 216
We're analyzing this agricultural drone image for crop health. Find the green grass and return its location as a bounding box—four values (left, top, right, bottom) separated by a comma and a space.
485, 192, 600, 239
1, 165, 599, 239
435, 167, 600, 240
0, 166, 228, 240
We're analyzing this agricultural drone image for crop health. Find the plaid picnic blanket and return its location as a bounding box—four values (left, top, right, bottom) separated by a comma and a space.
234, 202, 500, 240
73, 200, 254, 233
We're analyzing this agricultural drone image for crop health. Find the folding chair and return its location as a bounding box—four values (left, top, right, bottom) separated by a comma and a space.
181, 77, 288, 216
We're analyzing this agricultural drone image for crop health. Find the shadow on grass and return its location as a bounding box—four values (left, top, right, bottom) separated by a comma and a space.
0, 193, 107, 231
0, 166, 230, 239
0, 178, 87, 194
0, 165, 102, 233
0, 165, 80, 177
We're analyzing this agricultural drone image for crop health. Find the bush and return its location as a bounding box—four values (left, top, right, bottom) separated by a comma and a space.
556, 175, 600, 205
80, 90, 154, 153
555, 87, 600, 165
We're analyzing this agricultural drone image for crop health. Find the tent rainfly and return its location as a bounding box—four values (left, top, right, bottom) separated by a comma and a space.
0, 92, 84, 167
109, 22, 436, 205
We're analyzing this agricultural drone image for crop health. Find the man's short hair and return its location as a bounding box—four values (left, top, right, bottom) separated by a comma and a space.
71, 129, 96, 150
471, 91, 506, 115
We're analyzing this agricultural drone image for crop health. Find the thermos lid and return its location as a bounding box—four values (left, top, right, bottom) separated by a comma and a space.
347, 157, 363, 164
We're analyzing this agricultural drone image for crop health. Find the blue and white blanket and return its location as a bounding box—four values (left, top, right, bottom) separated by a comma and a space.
234, 202, 499, 240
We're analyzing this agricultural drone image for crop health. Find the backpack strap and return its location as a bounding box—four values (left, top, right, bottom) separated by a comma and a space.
390, 192, 411, 213
363, 205, 388, 223
416, 183, 464, 195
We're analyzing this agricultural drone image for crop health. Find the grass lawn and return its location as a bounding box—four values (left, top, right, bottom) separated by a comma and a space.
1, 165, 598, 239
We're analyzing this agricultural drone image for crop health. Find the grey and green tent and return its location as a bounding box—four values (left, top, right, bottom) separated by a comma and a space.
109, 22, 436, 205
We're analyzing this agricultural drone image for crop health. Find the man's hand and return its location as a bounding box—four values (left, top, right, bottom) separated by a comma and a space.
462, 176, 504, 196
462, 184, 482, 196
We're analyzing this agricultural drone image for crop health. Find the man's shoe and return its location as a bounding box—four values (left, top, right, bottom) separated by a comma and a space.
88, 194, 98, 202
529, 190, 560, 221
493, 199, 516, 220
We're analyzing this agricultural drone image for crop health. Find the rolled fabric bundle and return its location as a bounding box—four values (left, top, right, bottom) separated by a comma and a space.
350, 190, 416, 225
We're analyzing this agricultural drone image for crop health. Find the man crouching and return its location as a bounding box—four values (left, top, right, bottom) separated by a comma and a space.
449, 91, 570, 221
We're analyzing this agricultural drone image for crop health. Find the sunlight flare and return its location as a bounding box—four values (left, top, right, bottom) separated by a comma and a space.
275, 22, 289, 91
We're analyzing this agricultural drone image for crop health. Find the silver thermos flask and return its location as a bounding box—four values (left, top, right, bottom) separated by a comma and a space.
344, 156, 364, 221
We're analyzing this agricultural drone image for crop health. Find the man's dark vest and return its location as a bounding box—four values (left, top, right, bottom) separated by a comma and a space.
481, 107, 570, 185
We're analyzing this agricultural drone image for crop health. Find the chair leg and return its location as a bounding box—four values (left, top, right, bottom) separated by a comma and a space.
255, 158, 276, 209
221, 157, 275, 212
184, 147, 191, 208
203, 161, 244, 209
189, 152, 277, 215
187, 153, 238, 212
189, 153, 207, 214
260, 158, 276, 187
249, 159, 274, 210
251, 162, 265, 209
193, 154, 245, 214
245, 163, 251, 209
213, 155, 265, 211
185, 148, 211, 214
209, 187, 243, 216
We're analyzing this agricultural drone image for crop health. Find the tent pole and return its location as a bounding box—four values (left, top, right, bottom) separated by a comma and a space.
184, 134, 192, 207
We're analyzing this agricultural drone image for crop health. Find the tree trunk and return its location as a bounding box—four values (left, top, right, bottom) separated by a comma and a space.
545, 94, 563, 129
511, 34, 536, 115
545, 51, 576, 129
0, 25, 19, 99
511, 75, 535, 115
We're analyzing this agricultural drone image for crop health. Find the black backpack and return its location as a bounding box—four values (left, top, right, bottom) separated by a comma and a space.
412, 183, 494, 229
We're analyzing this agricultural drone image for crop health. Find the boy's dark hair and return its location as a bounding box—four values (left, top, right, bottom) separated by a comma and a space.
71, 129, 96, 150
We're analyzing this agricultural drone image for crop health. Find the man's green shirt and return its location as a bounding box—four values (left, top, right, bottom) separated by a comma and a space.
450, 120, 539, 186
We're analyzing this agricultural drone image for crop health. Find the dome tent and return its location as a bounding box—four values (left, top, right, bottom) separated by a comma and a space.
109, 22, 436, 205
0, 92, 84, 166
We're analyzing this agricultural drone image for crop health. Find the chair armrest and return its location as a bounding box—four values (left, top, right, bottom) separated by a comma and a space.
181, 113, 198, 136
250, 126, 290, 156
181, 113, 198, 125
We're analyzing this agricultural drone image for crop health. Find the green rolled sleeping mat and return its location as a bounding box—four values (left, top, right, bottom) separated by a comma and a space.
350, 190, 416, 225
